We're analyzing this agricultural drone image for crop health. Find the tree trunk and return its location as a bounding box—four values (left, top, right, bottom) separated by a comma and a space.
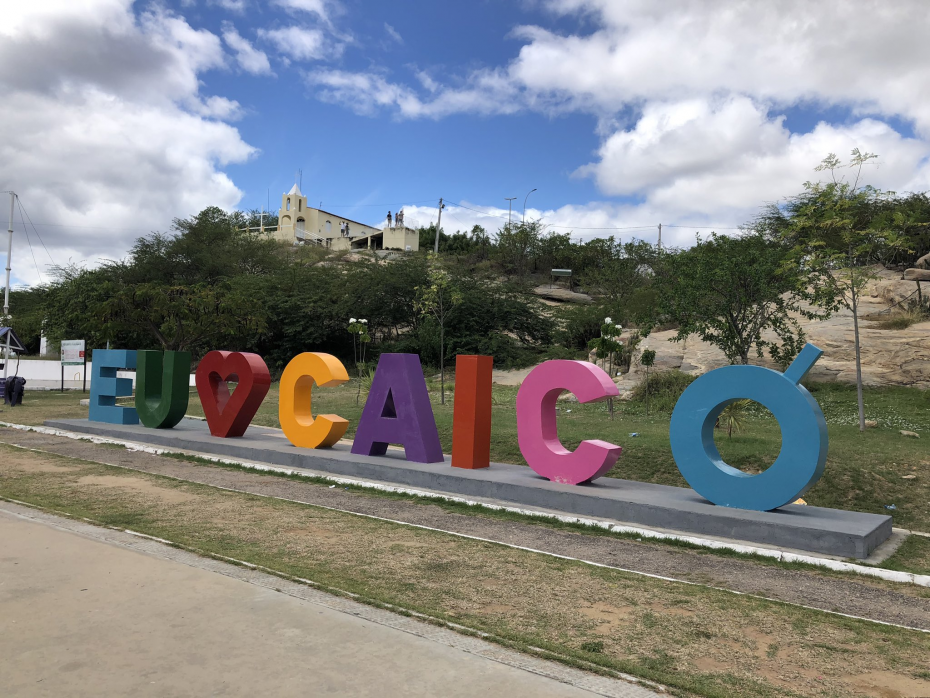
645, 366, 650, 416
851, 286, 866, 432
440, 324, 445, 405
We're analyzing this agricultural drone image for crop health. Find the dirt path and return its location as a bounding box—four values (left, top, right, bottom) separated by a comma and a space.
2, 427, 928, 632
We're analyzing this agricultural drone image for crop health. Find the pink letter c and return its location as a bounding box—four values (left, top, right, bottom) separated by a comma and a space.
516, 360, 622, 485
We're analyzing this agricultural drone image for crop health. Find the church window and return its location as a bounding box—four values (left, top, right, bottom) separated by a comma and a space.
298, 200, 302, 212
286, 198, 291, 211
325, 220, 332, 234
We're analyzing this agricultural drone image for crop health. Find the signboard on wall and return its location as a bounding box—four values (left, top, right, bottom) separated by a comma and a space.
61, 339, 86, 366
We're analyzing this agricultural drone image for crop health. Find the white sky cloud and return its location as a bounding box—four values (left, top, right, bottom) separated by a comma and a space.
308, 0, 930, 239
384, 23, 403, 44
210, 0, 247, 12
0, 0, 255, 285
272, 0, 336, 26
259, 26, 333, 62
222, 23, 273, 75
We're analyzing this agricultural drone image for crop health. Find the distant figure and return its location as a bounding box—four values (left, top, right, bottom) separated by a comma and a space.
345, 222, 350, 237
396, 209, 404, 228
387, 211, 393, 228
340, 221, 346, 237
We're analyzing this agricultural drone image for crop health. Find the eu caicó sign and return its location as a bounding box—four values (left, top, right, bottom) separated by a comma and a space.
88, 344, 829, 513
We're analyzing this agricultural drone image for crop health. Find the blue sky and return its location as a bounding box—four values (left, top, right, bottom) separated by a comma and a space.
201, 1, 605, 223
2, 0, 930, 285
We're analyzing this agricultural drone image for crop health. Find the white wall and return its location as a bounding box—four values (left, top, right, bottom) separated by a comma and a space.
9, 359, 196, 390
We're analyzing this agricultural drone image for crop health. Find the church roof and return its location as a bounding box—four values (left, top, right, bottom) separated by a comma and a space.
287, 183, 303, 196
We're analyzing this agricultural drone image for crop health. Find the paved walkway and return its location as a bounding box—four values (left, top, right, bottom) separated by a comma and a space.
0, 505, 660, 697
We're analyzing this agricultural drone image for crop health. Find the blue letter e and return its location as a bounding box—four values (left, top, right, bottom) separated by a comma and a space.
89, 349, 139, 425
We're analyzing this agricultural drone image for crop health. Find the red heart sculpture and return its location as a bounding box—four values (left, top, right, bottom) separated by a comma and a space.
195, 351, 271, 437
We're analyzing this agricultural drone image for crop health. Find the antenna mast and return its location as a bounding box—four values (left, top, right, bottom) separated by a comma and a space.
3, 191, 15, 399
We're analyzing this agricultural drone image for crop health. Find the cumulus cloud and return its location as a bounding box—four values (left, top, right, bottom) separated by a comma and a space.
272, 0, 336, 25
210, 0, 248, 12
0, 0, 255, 283
306, 68, 519, 119
259, 26, 332, 62
526, 0, 930, 130
576, 98, 930, 219
222, 23, 273, 75
304, 0, 930, 238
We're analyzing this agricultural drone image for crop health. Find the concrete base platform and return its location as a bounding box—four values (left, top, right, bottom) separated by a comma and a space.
46, 418, 893, 559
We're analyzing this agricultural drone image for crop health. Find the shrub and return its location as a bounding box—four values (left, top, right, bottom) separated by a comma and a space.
630, 369, 696, 413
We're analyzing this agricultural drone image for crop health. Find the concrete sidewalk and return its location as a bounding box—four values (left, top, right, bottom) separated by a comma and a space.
0, 506, 659, 697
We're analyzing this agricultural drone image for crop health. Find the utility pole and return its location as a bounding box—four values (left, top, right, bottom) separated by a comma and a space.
3, 191, 15, 401
505, 197, 516, 228
523, 188, 537, 224
433, 198, 444, 254
657, 223, 662, 250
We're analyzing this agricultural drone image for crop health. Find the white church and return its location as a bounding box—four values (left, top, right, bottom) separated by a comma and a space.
274, 184, 419, 252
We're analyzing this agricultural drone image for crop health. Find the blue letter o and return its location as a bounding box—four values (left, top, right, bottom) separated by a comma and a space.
669, 344, 828, 511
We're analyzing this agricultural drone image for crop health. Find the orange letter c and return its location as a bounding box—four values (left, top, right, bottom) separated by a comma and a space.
279, 352, 350, 448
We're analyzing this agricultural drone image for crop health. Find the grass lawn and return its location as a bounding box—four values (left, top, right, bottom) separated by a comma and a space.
2, 446, 929, 698
6, 377, 930, 533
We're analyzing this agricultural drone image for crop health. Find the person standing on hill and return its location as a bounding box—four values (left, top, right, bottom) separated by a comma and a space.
387, 211, 393, 228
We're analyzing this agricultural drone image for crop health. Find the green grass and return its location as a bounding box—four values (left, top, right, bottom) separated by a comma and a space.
8, 377, 930, 533
3, 448, 929, 698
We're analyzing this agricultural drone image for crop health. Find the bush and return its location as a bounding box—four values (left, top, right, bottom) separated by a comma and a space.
866, 304, 929, 330
630, 369, 696, 413
555, 303, 606, 350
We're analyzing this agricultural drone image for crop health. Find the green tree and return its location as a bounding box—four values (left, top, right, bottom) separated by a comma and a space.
772, 150, 910, 431
347, 318, 371, 404
494, 221, 543, 277
100, 281, 265, 353
587, 318, 623, 420
653, 232, 816, 367
415, 255, 463, 404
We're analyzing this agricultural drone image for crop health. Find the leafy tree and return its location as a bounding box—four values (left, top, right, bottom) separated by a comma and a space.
347, 318, 370, 404
100, 281, 265, 353
652, 232, 816, 367
771, 150, 910, 431
415, 255, 463, 404
587, 318, 622, 419
494, 221, 543, 276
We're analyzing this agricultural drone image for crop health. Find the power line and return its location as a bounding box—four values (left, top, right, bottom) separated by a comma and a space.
320, 198, 438, 209
664, 224, 743, 230
17, 199, 56, 265
17, 204, 43, 283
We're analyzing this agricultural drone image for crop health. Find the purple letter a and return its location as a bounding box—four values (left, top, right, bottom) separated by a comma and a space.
351, 354, 444, 463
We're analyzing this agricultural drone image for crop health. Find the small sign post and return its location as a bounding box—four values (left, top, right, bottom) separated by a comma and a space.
60, 340, 86, 393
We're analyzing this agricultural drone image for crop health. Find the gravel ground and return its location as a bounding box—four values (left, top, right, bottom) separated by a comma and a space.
2, 427, 928, 631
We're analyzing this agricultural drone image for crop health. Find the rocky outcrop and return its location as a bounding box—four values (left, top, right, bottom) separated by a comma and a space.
615, 266, 930, 392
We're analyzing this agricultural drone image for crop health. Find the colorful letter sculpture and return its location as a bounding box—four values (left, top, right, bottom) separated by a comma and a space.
279, 352, 350, 448
195, 351, 271, 438
88, 349, 139, 425
516, 360, 622, 484
451, 355, 492, 469
351, 353, 443, 463
670, 343, 828, 511
135, 350, 191, 429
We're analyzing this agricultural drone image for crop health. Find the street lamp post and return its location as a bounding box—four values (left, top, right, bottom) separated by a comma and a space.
505, 197, 516, 228
522, 188, 537, 224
